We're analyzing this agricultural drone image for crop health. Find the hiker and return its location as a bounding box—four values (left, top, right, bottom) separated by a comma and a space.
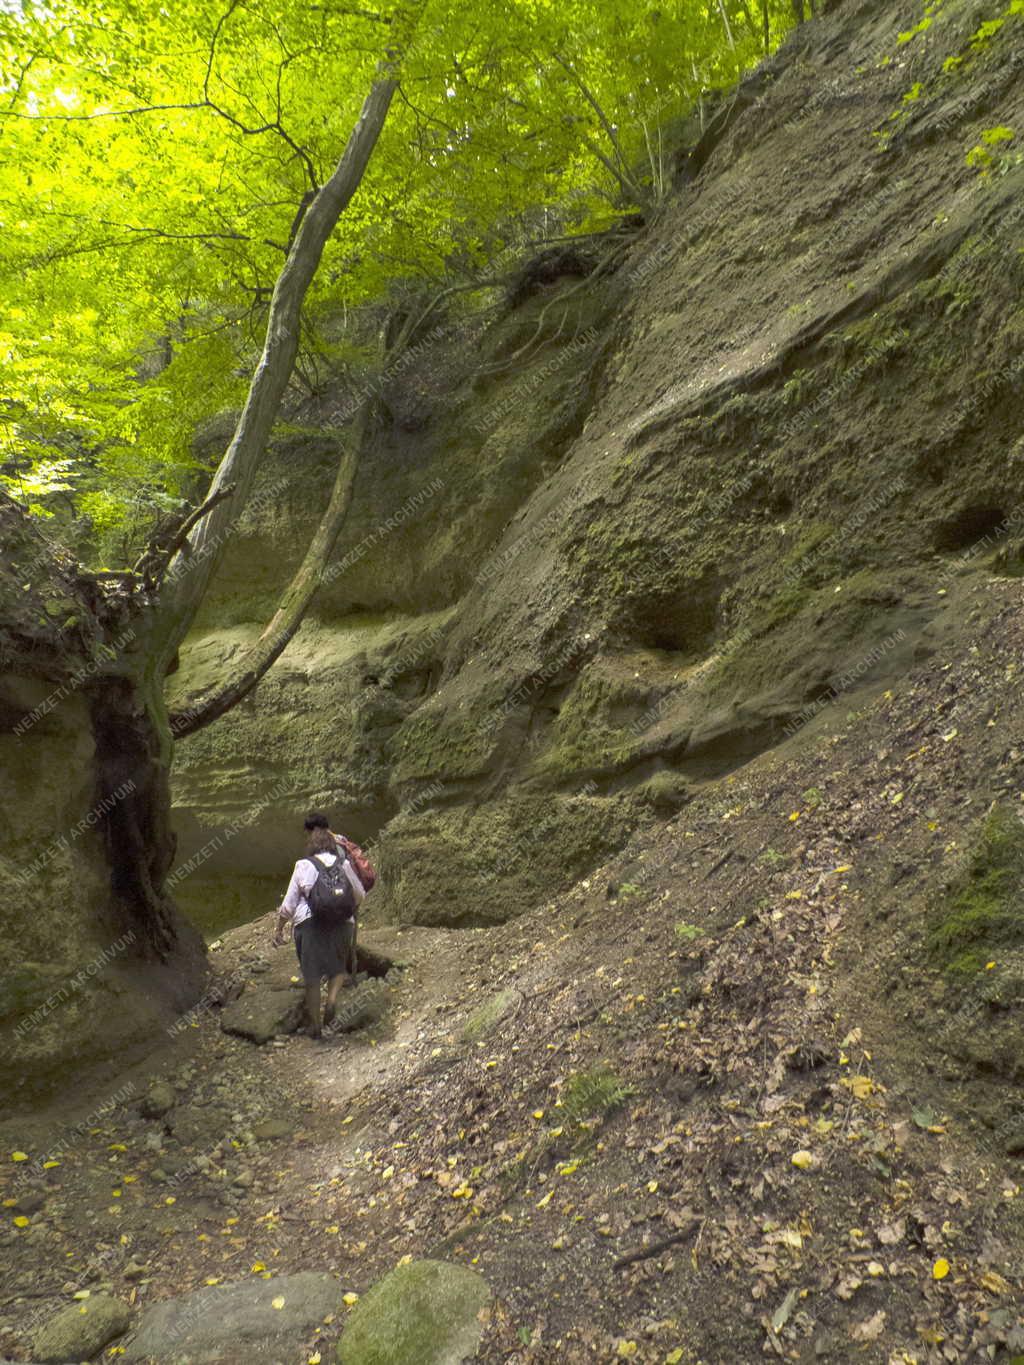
273, 819, 365, 1039
307, 810, 377, 976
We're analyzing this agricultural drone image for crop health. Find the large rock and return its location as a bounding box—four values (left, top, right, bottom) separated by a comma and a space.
219, 986, 301, 1043
330, 981, 390, 1034
33, 1293, 130, 1363
336, 1259, 490, 1365
123, 1271, 340, 1363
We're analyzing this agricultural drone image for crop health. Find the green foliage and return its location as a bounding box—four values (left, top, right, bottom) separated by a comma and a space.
0, 0, 796, 560
561, 1065, 632, 1120
674, 920, 702, 940
929, 803, 1024, 974
897, 3, 942, 44
966, 126, 1016, 175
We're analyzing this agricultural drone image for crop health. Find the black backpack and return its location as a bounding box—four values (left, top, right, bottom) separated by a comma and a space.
306, 853, 357, 927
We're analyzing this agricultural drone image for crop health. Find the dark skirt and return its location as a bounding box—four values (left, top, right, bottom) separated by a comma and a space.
294, 918, 355, 984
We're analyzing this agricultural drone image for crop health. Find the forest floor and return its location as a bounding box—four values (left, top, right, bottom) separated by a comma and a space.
2, 572, 1024, 1364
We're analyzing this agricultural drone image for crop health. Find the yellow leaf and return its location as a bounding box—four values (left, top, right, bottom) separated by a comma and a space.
789, 811, 801, 821
791, 1150, 815, 1170
309, 1355, 322, 1364
537, 1190, 553, 1208
382, 1166, 394, 1181
647, 1180, 659, 1193
11, 1151, 28, 1162
532, 1110, 544, 1120
108, 1144, 127, 1152
13, 1216, 30, 1228
164, 1196, 175, 1205
932, 1257, 950, 1280
343, 1292, 359, 1306
271, 1296, 286, 1310
251, 1263, 266, 1273
666, 1353, 684, 1365
985, 961, 996, 970
618, 1343, 639, 1358
848, 1074, 874, 1099
73, 1290, 90, 1300
205, 1277, 221, 1286
43, 1160, 61, 1169
326, 1224, 339, 1235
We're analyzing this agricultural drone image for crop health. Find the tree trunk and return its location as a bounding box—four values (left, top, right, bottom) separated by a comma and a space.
150, 63, 411, 682
167, 400, 371, 738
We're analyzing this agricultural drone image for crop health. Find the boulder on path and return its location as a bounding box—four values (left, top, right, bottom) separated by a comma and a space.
219, 986, 301, 1043
32, 1293, 130, 1363
139, 1081, 176, 1119
123, 1271, 340, 1363
330, 980, 390, 1034
336, 1259, 490, 1365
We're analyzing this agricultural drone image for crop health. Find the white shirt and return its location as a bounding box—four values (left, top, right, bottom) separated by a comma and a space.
278, 850, 365, 929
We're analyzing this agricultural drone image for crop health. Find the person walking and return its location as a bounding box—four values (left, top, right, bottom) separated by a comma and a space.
273, 818, 365, 1038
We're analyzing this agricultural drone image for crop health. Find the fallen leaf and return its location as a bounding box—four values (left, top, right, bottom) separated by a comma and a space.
791, 1150, 815, 1170
851, 1310, 886, 1342
932, 1257, 950, 1280
271, 1296, 285, 1310
343, 1292, 359, 1306
771, 1287, 798, 1334
978, 1269, 1010, 1295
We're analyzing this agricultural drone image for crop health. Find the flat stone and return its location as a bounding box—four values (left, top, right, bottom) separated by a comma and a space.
123, 1271, 341, 1364
219, 988, 302, 1044
336, 1259, 490, 1365
33, 1293, 131, 1364
252, 1118, 293, 1142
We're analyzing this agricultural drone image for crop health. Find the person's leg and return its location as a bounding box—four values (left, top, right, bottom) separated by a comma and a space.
304, 981, 321, 1038
323, 973, 344, 1028
347, 918, 358, 982
294, 924, 322, 1037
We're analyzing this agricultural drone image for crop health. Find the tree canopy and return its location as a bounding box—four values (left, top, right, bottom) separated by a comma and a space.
0, 0, 794, 559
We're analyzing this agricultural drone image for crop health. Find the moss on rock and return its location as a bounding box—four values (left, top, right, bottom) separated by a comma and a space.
336, 1259, 490, 1365
929, 802, 1024, 974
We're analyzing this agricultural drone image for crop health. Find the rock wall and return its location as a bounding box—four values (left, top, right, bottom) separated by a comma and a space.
169, 0, 1024, 934
0, 502, 204, 1102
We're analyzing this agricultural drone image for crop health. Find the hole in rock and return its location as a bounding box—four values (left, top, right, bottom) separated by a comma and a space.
933, 505, 1006, 552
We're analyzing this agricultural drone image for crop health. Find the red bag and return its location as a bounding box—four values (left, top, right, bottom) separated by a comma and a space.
335, 834, 376, 892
